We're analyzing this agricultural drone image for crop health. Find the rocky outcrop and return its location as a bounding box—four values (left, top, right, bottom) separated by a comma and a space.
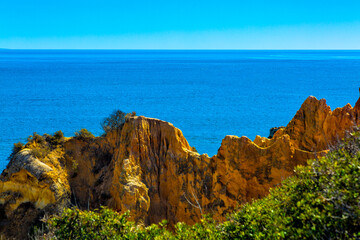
0, 148, 70, 239
284, 96, 358, 151
1, 94, 360, 238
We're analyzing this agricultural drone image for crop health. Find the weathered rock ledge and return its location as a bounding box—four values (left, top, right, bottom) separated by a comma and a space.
1, 94, 360, 239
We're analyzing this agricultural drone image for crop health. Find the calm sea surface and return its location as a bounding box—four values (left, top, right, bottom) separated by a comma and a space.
1, 50, 360, 170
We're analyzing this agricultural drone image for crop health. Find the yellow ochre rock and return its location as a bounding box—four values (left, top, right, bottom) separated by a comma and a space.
1, 93, 360, 238
0, 148, 70, 239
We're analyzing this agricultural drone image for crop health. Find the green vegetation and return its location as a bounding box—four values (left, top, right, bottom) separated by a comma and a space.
44, 130, 65, 146
33, 131, 360, 239
48, 207, 135, 240
9, 141, 25, 159
101, 110, 136, 134
8, 131, 66, 160
101, 110, 126, 134
28, 131, 65, 159
26, 133, 50, 159
74, 128, 95, 140
39, 208, 220, 240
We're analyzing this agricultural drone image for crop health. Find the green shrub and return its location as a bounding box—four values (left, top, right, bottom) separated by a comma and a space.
53, 130, 64, 140
27, 132, 45, 144
101, 110, 136, 134
74, 129, 95, 140
174, 215, 221, 240
30, 146, 51, 159
24, 131, 66, 159
9, 131, 65, 161
47, 208, 220, 240
44, 130, 65, 147
49, 207, 137, 240
8, 142, 24, 160
13, 142, 24, 153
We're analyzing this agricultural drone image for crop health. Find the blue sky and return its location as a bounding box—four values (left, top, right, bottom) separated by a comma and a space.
1, 0, 360, 49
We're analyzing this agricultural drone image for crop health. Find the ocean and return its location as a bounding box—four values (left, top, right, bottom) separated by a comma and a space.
1, 50, 360, 171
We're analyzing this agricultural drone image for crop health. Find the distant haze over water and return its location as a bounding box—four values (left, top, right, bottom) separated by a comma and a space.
0, 50, 360, 170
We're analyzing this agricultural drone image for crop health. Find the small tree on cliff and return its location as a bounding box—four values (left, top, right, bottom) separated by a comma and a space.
101, 110, 131, 134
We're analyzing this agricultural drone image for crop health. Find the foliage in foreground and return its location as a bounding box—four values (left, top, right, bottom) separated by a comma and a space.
37, 131, 360, 239
37, 207, 219, 240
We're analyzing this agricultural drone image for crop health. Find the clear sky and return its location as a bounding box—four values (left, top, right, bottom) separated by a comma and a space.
1, 0, 360, 49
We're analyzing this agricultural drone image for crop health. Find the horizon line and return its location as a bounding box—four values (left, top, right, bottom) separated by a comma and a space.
1, 48, 360, 51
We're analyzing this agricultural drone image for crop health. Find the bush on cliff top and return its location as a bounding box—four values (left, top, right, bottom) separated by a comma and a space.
101, 110, 136, 134
74, 128, 95, 140
101, 110, 126, 134
8, 131, 65, 160
38, 131, 360, 239
44, 130, 65, 146
9, 142, 24, 159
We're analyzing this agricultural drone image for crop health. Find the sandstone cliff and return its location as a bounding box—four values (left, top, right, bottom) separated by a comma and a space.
1, 94, 359, 238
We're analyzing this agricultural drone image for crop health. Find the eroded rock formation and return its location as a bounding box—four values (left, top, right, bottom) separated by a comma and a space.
1, 94, 360, 238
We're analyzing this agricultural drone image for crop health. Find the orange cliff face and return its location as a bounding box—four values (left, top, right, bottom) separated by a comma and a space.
1, 94, 360, 238
284, 96, 359, 151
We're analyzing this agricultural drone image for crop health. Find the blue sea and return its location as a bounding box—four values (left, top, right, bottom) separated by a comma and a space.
1, 50, 360, 171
